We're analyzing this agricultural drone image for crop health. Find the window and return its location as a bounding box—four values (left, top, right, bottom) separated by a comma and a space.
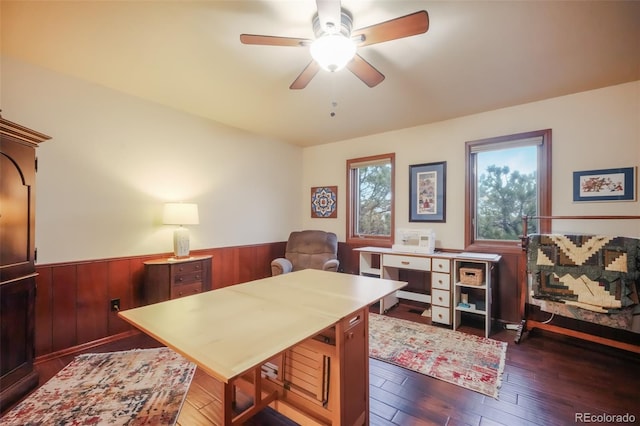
465, 130, 551, 250
346, 153, 395, 246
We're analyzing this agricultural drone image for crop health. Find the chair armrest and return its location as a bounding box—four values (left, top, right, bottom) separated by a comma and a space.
271, 258, 293, 276
322, 259, 340, 272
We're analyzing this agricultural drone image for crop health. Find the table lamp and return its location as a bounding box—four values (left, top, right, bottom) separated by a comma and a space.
163, 202, 199, 259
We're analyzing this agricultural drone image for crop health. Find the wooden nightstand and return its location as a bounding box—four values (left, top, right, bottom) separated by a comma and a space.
142, 255, 212, 304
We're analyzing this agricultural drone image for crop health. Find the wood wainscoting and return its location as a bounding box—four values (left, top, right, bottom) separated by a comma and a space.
34, 242, 286, 359
35, 240, 523, 360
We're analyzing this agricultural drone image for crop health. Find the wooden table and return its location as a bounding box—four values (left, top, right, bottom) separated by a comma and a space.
119, 269, 406, 426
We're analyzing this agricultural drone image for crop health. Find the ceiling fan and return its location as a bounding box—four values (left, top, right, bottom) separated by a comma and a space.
240, 0, 429, 89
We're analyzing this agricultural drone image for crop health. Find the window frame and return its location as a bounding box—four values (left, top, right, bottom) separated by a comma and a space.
346, 153, 395, 247
465, 129, 552, 252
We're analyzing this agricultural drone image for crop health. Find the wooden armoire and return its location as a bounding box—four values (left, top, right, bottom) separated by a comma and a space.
0, 114, 51, 412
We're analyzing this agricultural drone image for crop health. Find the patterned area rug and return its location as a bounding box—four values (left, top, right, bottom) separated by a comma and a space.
1, 347, 196, 425
369, 313, 507, 398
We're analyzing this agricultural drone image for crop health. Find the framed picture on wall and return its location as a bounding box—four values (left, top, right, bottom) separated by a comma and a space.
311, 186, 338, 218
573, 167, 636, 202
409, 161, 446, 222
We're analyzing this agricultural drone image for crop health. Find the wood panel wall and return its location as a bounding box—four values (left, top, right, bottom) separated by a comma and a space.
34, 241, 522, 359
34, 242, 286, 358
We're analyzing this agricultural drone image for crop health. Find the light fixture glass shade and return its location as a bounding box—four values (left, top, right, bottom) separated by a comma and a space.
162, 203, 199, 225
310, 34, 356, 72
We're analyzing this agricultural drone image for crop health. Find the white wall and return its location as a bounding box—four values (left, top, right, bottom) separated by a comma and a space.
3, 55, 638, 265
302, 81, 640, 246
2, 56, 303, 264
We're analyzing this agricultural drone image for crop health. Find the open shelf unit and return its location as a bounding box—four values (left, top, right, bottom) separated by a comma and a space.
453, 254, 501, 338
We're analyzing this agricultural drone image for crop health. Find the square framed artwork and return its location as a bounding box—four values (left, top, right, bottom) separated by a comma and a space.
573, 167, 636, 202
311, 186, 338, 218
409, 161, 446, 222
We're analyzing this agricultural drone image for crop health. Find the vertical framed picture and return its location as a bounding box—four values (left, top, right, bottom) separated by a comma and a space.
311, 186, 338, 218
573, 167, 636, 202
409, 161, 446, 222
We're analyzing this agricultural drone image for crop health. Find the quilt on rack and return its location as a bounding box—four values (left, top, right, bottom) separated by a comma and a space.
527, 234, 640, 317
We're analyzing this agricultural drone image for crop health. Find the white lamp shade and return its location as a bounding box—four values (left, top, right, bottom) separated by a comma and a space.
310, 34, 356, 72
163, 203, 199, 225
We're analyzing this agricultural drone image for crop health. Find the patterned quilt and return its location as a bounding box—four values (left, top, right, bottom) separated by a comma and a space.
527, 234, 640, 314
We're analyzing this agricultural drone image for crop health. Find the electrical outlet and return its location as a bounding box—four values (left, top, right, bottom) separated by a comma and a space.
110, 298, 120, 312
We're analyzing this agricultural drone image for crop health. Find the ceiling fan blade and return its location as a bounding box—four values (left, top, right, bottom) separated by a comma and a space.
347, 54, 385, 88
290, 61, 321, 90
240, 34, 311, 47
352, 10, 429, 47
316, 0, 342, 33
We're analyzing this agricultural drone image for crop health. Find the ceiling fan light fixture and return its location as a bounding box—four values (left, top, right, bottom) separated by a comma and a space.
310, 34, 356, 72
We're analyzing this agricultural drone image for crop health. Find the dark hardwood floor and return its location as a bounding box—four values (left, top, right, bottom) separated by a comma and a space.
13, 303, 640, 425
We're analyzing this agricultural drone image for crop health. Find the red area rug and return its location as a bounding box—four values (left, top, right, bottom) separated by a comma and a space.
369, 313, 507, 398
1, 347, 195, 425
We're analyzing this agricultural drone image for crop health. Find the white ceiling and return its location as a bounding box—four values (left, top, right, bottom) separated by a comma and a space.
2, 1, 639, 147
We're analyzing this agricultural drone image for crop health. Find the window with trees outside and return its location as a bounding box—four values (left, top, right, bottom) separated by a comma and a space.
346, 153, 395, 246
465, 130, 552, 250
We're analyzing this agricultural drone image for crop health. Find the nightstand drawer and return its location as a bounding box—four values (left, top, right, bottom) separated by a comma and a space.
432, 288, 450, 307
172, 261, 204, 275
431, 272, 450, 290
171, 282, 202, 299
431, 305, 451, 325
173, 271, 203, 285
143, 255, 212, 304
383, 254, 431, 271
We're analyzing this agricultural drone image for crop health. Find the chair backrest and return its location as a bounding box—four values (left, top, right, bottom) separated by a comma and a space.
285, 230, 338, 271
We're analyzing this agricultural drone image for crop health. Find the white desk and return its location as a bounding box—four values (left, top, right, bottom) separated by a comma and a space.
119, 269, 406, 425
355, 247, 500, 333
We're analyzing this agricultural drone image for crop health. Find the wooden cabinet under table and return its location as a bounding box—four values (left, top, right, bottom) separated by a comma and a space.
142, 255, 212, 304
119, 269, 406, 426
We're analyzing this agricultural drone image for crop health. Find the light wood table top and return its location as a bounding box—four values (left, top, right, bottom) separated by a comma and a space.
119, 269, 406, 384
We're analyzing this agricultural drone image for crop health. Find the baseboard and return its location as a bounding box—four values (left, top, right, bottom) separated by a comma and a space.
35, 330, 141, 365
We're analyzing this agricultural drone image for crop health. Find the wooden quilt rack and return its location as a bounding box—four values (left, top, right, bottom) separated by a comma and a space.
516, 215, 640, 354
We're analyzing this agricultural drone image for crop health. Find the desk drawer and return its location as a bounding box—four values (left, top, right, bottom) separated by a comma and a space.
383, 254, 431, 271
432, 289, 450, 307
431, 258, 450, 273
431, 272, 450, 290
432, 305, 451, 325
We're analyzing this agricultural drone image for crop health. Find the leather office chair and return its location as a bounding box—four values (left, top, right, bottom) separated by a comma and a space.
271, 230, 339, 276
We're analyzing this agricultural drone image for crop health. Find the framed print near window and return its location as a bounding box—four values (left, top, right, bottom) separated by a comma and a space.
573, 167, 636, 202
311, 186, 338, 218
410, 161, 446, 222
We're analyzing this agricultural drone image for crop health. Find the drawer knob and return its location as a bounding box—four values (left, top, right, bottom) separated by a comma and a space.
438, 313, 442, 318
401, 261, 410, 265
438, 297, 443, 302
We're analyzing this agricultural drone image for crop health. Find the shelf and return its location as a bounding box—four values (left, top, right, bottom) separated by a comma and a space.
453, 256, 500, 338
454, 282, 487, 290
455, 305, 486, 315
